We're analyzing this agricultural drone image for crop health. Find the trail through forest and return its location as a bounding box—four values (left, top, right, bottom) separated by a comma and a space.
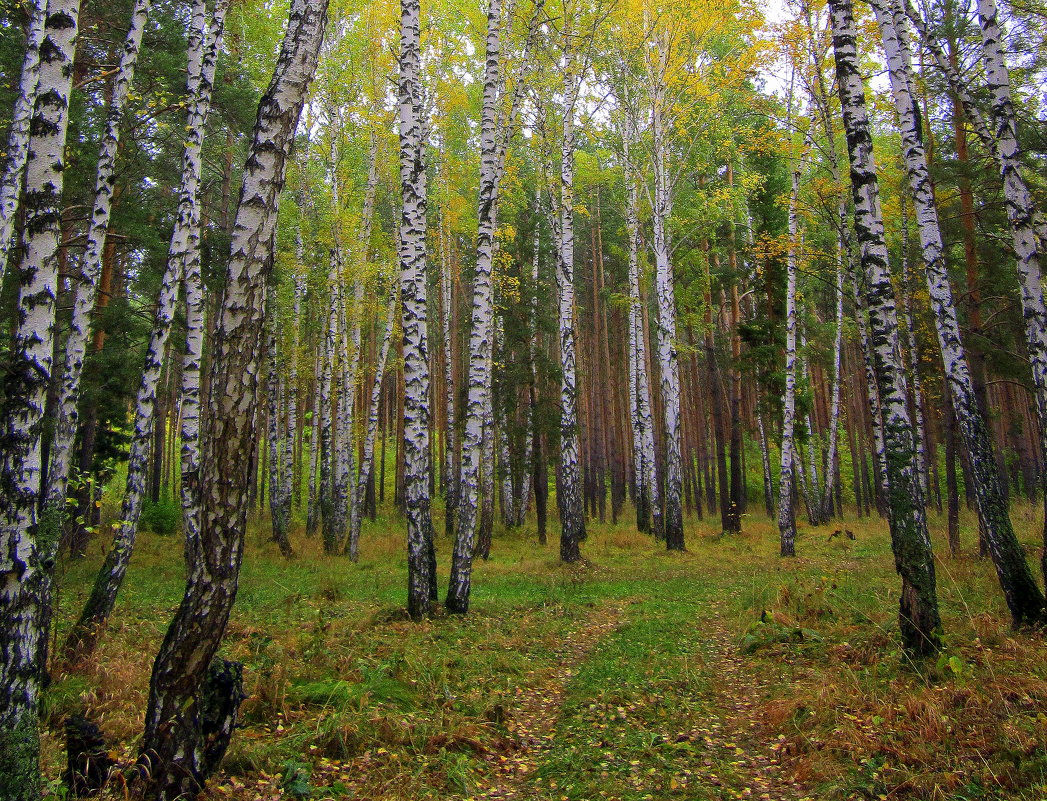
477, 600, 627, 799
474, 596, 808, 800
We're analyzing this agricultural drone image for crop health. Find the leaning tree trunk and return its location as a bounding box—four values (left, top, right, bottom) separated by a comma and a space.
972, 0, 1047, 580
875, 2, 1045, 625
64, 0, 227, 664
0, 0, 80, 795
398, 0, 438, 618
447, 0, 505, 613
0, 0, 46, 285
136, 2, 327, 797
778, 140, 802, 557
650, 58, 685, 551
349, 282, 397, 560
829, 0, 942, 656
39, 0, 154, 679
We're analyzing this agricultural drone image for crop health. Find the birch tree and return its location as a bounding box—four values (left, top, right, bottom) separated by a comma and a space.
137, 1, 328, 795
829, 0, 941, 655
874, 3, 1045, 625
0, 0, 81, 793
64, 0, 228, 663
0, 0, 46, 285
778, 127, 806, 557
398, 0, 438, 617
38, 0, 153, 677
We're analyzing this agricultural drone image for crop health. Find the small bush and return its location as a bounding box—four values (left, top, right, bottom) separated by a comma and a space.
140, 497, 180, 536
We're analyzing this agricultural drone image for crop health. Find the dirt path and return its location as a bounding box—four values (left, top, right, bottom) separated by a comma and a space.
685, 600, 808, 801
473, 598, 808, 801
473, 600, 627, 800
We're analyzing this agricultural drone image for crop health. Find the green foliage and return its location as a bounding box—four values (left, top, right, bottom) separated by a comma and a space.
140, 496, 180, 536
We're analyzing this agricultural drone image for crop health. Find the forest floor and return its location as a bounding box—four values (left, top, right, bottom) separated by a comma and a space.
40, 500, 1047, 800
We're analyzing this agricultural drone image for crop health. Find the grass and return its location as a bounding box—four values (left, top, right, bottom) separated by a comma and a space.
40, 497, 1047, 800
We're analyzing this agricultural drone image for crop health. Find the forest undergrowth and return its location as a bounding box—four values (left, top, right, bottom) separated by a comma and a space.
40, 500, 1047, 800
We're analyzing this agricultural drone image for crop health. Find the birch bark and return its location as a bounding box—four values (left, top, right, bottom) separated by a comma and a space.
137, 2, 327, 794
830, 0, 942, 655
398, 0, 437, 617
448, 0, 506, 612
65, 0, 228, 663
0, 0, 80, 792
0, 0, 46, 285
650, 36, 684, 551
349, 282, 397, 559
875, 3, 1045, 624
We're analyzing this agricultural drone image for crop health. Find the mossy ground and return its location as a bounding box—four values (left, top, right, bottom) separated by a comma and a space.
40, 498, 1047, 800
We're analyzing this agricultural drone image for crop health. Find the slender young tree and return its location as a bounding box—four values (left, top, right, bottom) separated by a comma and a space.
829, 0, 941, 655
349, 282, 398, 559
137, 2, 328, 796
65, 0, 228, 663
778, 129, 805, 557
0, 0, 81, 793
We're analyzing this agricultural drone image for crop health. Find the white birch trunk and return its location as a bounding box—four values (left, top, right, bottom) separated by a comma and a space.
65, 0, 228, 662
349, 281, 397, 560
0, 0, 47, 285
830, 0, 941, 654
554, 68, 586, 562
138, 0, 327, 791
973, 0, 1047, 571
320, 251, 340, 553
876, 3, 1045, 624
650, 49, 684, 551
447, 0, 505, 612
45, 0, 154, 517
0, 0, 80, 792
399, 0, 437, 617
778, 143, 802, 556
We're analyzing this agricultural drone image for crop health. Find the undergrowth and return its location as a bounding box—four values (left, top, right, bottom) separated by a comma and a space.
40, 500, 1047, 799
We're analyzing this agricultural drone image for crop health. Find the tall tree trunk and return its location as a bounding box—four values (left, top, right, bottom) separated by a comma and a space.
650, 44, 685, 551
266, 285, 292, 556
0, 0, 81, 793
64, 0, 227, 664
875, 3, 1045, 624
830, 0, 942, 655
320, 252, 340, 553
136, 4, 326, 797
399, 0, 437, 617
0, 0, 46, 284
38, 0, 153, 680
778, 140, 802, 557
623, 121, 658, 536
553, 69, 585, 562
971, 0, 1047, 582
448, 0, 510, 611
